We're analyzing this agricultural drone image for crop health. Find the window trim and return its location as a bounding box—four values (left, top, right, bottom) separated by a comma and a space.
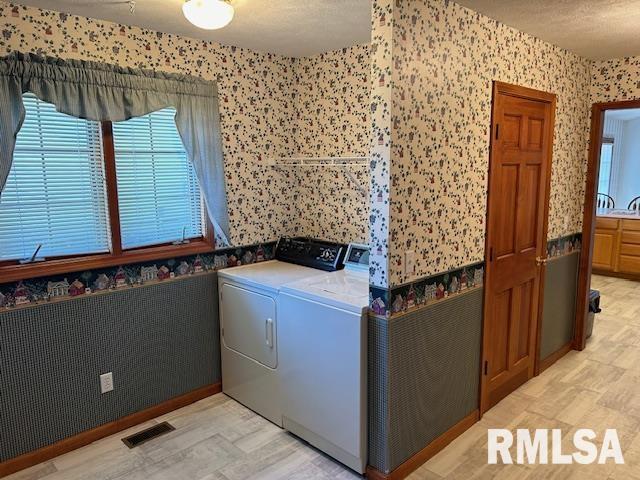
0, 117, 214, 284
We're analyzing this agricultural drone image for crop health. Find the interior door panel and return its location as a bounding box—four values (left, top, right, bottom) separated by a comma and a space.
482, 83, 556, 413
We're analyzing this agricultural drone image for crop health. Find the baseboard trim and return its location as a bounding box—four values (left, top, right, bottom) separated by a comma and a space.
0, 382, 221, 478
539, 342, 573, 373
366, 409, 479, 480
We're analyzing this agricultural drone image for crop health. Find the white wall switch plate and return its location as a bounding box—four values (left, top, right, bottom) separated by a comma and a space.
405, 250, 416, 276
100, 372, 114, 394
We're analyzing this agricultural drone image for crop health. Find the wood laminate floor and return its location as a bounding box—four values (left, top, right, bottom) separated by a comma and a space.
6, 394, 360, 480
7, 275, 640, 480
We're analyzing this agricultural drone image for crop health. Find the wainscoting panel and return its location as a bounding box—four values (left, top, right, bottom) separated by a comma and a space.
368, 315, 390, 471
368, 288, 483, 473
0, 272, 220, 462
540, 252, 580, 361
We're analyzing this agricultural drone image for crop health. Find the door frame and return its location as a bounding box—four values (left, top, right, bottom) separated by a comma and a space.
574, 99, 640, 350
480, 81, 557, 415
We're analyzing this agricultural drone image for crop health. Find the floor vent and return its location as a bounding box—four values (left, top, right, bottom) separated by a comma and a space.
122, 422, 175, 448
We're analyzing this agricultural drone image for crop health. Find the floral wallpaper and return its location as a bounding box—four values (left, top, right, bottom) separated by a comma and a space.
288, 46, 371, 244
6, 0, 633, 310
370, 0, 592, 288
0, 1, 372, 253
293, 45, 371, 158
590, 56, 640, 103
367, 0, 394, 288
288, 164, 369, 243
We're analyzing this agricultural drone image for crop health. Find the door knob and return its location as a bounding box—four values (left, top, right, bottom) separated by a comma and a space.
536, 256, 548, 266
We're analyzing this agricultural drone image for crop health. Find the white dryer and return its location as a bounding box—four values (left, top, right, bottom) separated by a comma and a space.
218, 260, 326, 426
217, 238, 348, 427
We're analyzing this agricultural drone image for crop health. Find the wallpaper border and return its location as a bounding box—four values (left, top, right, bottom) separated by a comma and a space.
0, 242, 276, 310
370, 232, 583, 319
370, 261, 485, 318
546, 233, 582, 259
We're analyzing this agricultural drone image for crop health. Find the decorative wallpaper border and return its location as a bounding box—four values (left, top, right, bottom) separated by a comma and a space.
370, 232, 583, 318
547, 233, 582, 259
0, 242, 276, 310
370, 261, 485, 318
1, 231, 583, 312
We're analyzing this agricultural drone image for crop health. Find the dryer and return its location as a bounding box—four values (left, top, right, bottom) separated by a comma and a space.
217, 238, 347, 426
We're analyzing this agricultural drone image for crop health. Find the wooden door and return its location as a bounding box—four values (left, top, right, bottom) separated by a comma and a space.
481, 82, 556, 414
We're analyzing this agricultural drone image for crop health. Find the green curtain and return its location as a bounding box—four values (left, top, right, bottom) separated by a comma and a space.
0, 52, 230, 245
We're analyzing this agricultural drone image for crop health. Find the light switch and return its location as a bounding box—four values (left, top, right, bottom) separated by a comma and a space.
405, 250, 416, 277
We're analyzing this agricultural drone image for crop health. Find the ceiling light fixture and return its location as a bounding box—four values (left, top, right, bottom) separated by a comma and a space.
183, 0, 234, 30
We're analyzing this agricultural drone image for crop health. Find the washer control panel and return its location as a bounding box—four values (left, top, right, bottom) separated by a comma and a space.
275, 237, 347, 271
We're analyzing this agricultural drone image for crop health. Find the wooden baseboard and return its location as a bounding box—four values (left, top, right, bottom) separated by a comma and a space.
0, 382, 221, 478
366, 409, 479, 480
538, 342, 573, 373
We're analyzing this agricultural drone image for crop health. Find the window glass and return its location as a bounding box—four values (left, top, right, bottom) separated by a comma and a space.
112, 108, 203, 249
598, 142, 614, 196
0, 93, 110, 261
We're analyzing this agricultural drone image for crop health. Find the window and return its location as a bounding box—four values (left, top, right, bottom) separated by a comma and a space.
598, 138, 615, 195
112, 109, 203, 249
0, 94, 211, 278
0, 94, 109, 261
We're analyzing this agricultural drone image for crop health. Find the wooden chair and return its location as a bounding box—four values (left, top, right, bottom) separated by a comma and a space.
628, 196, 640, 212
597, 193, 615, 209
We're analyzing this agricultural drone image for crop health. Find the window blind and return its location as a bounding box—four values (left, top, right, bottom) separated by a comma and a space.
112, 108, 203, 250
598, 142, 614, 196
0, 93, 110, 261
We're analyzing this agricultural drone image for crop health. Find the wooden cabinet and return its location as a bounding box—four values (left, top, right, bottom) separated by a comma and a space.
593, 215, 640, 277
593, 230, 618, 270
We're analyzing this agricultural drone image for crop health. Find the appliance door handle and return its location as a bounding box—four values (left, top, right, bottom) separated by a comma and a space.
265, 318, 274, 348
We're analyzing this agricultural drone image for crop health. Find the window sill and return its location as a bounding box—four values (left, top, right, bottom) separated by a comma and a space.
0, 240, 215, 284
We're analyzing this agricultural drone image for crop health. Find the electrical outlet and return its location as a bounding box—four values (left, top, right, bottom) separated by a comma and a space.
100, 372, 114, 394
405, 250, 416, 277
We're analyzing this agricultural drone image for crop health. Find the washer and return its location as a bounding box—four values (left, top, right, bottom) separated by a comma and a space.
278, 243, 369, 473
217, 238, 347, 427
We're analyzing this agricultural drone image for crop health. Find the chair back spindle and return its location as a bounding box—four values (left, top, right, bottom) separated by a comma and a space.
597, 193, 615, 209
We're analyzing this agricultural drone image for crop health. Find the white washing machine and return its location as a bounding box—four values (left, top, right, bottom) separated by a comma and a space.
217, 238, 348, 426
279, 244, 370, 473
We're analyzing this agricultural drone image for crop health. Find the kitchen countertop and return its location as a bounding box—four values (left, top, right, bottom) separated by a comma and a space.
596, 208, 640, 219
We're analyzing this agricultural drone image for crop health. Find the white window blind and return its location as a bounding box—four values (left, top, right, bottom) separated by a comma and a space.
0, 93, 110, 261
112, 108, 203, 250
598, 141, 614, 196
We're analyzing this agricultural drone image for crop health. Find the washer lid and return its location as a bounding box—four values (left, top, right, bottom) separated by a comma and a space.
280, 270, 369, 313
217, 260, 327, 293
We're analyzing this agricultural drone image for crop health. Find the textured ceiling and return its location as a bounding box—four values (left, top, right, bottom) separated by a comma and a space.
14, 0, 372, 57
457, 0, 640, 60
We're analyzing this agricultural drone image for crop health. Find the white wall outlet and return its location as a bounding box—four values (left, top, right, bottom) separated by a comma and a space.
100, 372, 114, 394
405, 250, 416, 277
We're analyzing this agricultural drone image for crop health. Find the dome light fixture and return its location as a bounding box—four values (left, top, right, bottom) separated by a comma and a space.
183, 0, 234, 30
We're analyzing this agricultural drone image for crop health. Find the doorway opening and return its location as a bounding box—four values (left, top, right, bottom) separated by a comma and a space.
575, 100, 640, 350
